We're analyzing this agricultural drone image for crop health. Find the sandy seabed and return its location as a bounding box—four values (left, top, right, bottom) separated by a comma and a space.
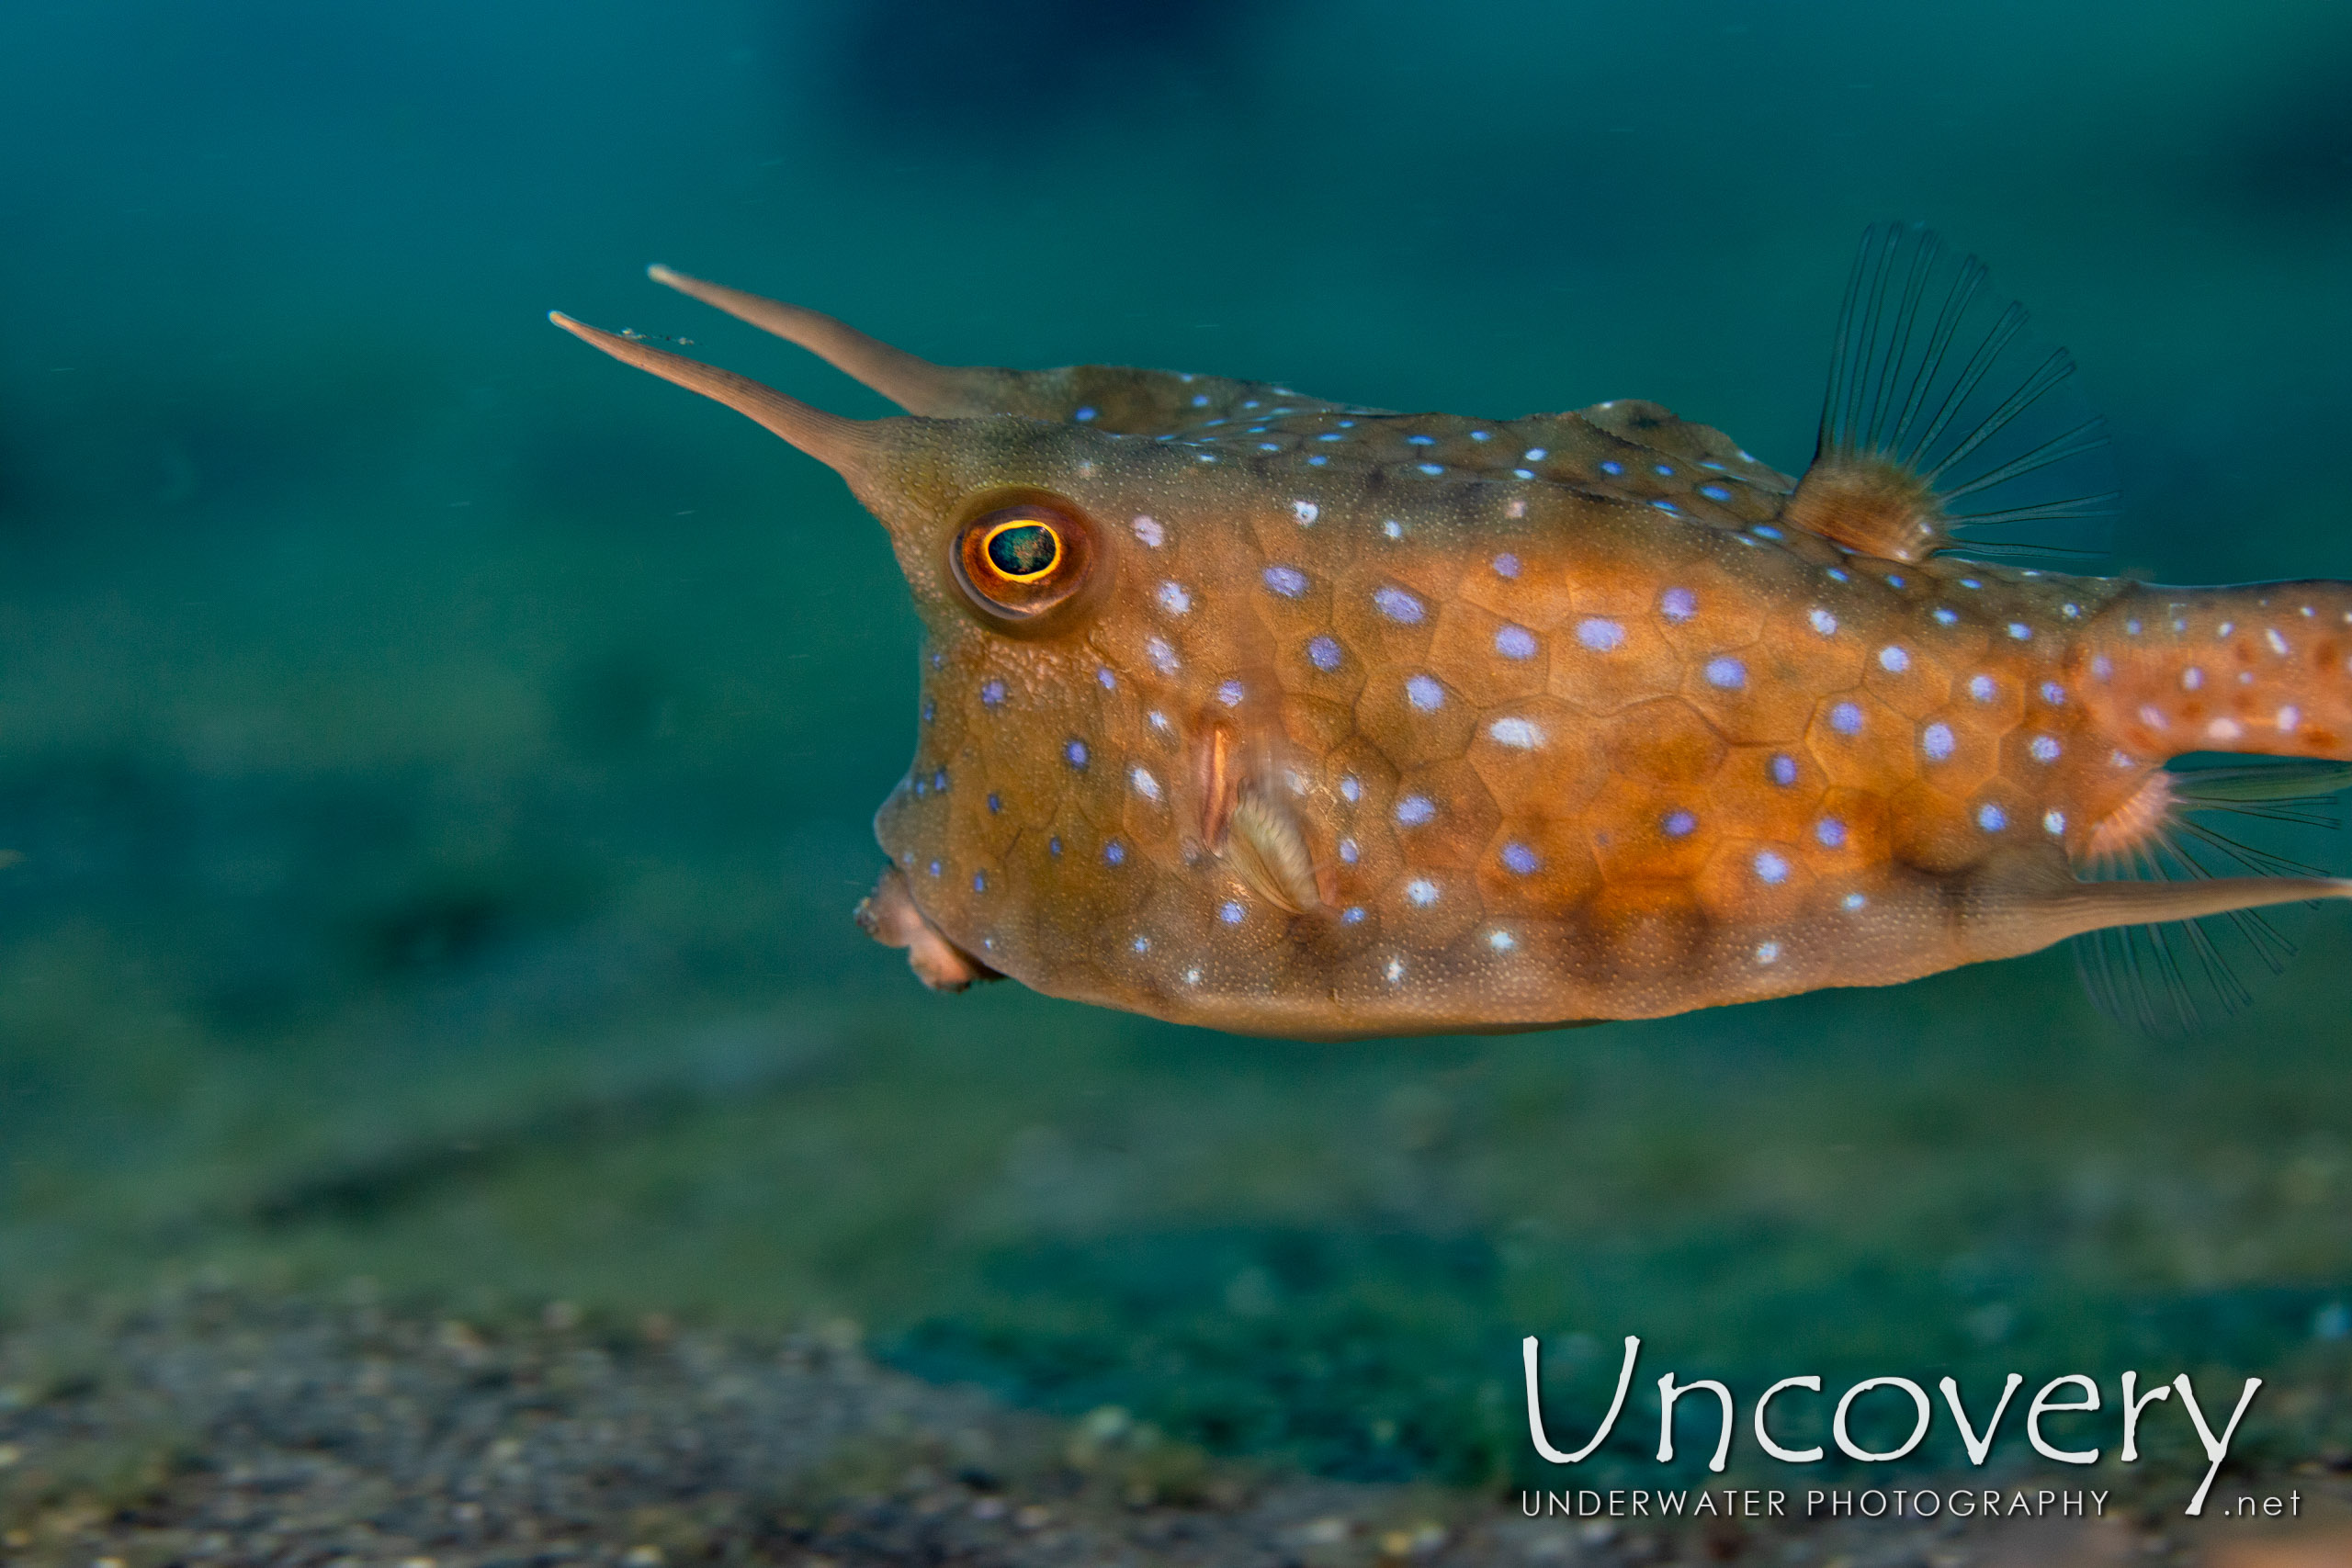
0, 1290, 2345, 1568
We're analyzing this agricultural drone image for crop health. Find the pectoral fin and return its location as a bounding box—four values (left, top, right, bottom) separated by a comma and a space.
1226, 788, 1327, 916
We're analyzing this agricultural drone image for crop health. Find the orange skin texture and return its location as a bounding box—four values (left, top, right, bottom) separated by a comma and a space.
827, 372, 2352, 1039
547, 298, 2352, 1040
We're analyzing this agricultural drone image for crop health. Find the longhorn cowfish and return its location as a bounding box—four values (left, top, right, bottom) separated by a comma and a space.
551, 227, 2352, 1040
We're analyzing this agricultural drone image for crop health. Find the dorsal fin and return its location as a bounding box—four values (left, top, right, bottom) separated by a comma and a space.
1780, 224, 2118, 564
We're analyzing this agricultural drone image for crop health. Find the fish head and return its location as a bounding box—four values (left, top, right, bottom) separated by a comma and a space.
550, 288, 1335, 1026
851, 413, 1342, 994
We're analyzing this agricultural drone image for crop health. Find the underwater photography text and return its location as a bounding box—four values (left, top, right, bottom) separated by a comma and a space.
1522, 1335, 2266, 1516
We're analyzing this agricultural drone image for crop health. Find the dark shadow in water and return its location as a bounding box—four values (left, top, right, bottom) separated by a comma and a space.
2216, 42, 2352, 217
818, 0, 1270, 151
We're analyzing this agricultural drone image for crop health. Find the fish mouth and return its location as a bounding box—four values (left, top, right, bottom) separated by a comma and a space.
854, 864, 1001, 992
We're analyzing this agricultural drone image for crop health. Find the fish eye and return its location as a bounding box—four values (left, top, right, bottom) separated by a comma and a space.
950, 496, 1102, 632
980, 519, 1060, 581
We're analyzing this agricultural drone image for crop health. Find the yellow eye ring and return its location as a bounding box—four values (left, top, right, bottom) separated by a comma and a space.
949, 493, 1102, 635
979, 518, 1062, 582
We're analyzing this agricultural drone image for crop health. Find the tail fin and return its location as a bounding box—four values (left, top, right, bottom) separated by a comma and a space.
1779, 224, 2117, 565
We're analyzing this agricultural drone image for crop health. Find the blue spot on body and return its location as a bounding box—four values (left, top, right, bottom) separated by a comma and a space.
1600, 460, 1624, 475
1104, 840, 1125, 864
980, 679, 1006, 706
1263, 565, 1308, 598
1663, 810, 1697, 838
1501, 841, 1540, 874
1307, 635, 1342, 671
1219, 900, 1245, 925
1770, 753, 1798, 785
1830, 701, 1864, 735
1494, 625, 1538, 660
1065, 739, 1090, 769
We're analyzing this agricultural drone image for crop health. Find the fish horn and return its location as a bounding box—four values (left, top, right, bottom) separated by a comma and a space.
648, 265, 1005, 418
548, 310, 878, 478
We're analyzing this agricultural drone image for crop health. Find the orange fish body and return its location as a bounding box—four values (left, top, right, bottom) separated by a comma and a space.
552, 231, 2352, 1039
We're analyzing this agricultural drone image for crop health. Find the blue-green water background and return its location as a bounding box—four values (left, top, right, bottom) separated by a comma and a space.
4, 0, 2351, 1490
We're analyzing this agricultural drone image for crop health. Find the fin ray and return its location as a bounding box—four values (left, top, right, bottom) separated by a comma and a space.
1781, 224, 2118, 564
2067, 758, 2352, 1032
1226, 789, 1324, 916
